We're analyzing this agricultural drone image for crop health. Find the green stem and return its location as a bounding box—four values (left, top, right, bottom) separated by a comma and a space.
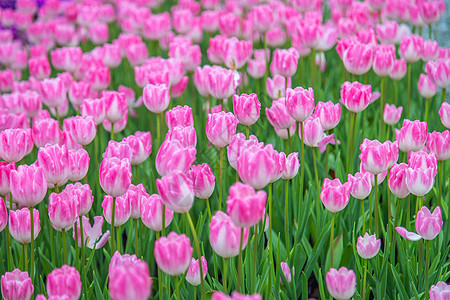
134, 219, 139, 257
237, 227, 244, 293
5, 224, 11, 271
310, 50, 316, 88
206, 198, 212, 221
391, 197, 401, 264
394, 80, 398, 105
425, 240, 430, 293
268, 183, 274, 298
361, 200, 366, 234
218, 148, 224, 211
29, 207, 34, 281
175, 276, 180, 300
330, 213, 335, 268
156, 111, 160, 148
347, 112, 356, 174
162, 203, 166, 237
80, 216, 85, 265
425, 98, 431, 123
298, 122, 305, 218
380, 77, 386, 140
75, 218, 79, 271
407, 63, 411, 118
442, 88, 447, 103
287, 128, 292, 153
223, 258, 228, 293
185, 212, 205, 299
111, 122, 115, 141
246, 126, 250, 139
312, 147, 320, 215
369, 187, 373, 232
110, 197, 116, 255
438, 161, 443, 209
285, 179, 290, 261
116, 225, 121, 253
362, 259, 368, 300
62, 228, 68, 265
157, 232, 163, 300
24, 244, 28, 271
252, 226, 258, 293
374, 175, 379, 236
407, 195, 411, 231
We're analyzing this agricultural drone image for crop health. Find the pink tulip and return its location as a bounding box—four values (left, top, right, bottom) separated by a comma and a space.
389, 59, 407, 81
347, 172, 372, 200
439, 102, 450, 129
237, 144, 276, 190
68, 81, 91, 107
48, 190, 80, 231
142, 83, 170, 114
206, 112, 239, 148
50, 47, 82, 73
356, 233, 381, 259
280, 262, 293, 284
102, 141, 132, 162
429, 281, 450, 299
399, 35, 423, 63
226, 182, 266, 228
156, 171, 194, 214
102, 194, 131, 227
1, 269, 34, 300
427, 131, 450, 161
64, 116, 96, 146
397, 119, 428, 152
233, 93, 261, 126
227, 134, 258, 170
101, 91, 128, 124
169, 76, 189, 98
0, 128, 33, 163
121, 132, 152, 166
20, 90, 42, 118
36, 144, 69, 188
165, 126, 197, 149
154, 232, 193, 276
251, 5, 274, 33
223, 37, 252, 71
100, 44, 122, 69
99, 157, 132, 198
314, 101, 341, 131
143, 12, 171, 40
28, 56, 51, 80
186, 257, 208, 286
88, 22, 109, 45
211, 291, 263, 300
165, 105, 194, 130
62, 183, 92, 217
73, 216, 110, 249
425, 59, 450, 89
266, 99, 295, 130
340, 81, 373, 113
274, 123, 297, 140
155, 139, 196, 176
376, 21, 398, 44
47, 265, 81, 300
396, 206, 442, 241
0, 70, 13, 92
320, 178, 351, 213
208, 66, 236, 100
359, 139, 390, 175
109, 252, 152, 300
326, 267, 356, 300
405, 166, 435, 197
0, 197, 6, 232
80, 98, 105, 125
418, 74, 437, 99
103, 112, 128, 134
9, 208, 40, 244
0, 162, 16, 196
422, 40, 439, 62
218, 13, 241, 37
285, 87, 315, 123
39, 78, 66, 108
10, 165, 47, 208
247, 58, 266, 80
301, 117, 325, 147
388, 163, 410, 199
68, 149, 89, 182
125, 184, 148, 219
86, 66, 110, 92
140, 194, 174, 232
188, 163, 215, 199
271, 48, 299, 78
266, 75, 290, 100
210, 211, 249, 258
281, 152, 300, 180
383, 104, 403, 125
125, 43, 149, 67
372, 45, 395, 77
343, 43, 373, 75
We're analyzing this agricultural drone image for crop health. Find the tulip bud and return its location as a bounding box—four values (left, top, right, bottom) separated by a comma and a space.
1, 269, 34, 300
326, 267, 356, 300
47, 265, 82, 300
9, 208, 40, 244
154, 232, 193, 276
356, 233, 381, 259
186, 257, 208, 286
140, 194, 174, 232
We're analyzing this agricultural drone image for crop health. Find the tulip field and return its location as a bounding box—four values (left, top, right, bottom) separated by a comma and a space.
1, 0, 450, 299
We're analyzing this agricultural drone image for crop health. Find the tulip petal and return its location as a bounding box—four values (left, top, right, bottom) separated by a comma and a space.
395, 226, 422, 241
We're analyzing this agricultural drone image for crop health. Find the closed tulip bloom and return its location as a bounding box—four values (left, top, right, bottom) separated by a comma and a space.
226, 182, 266, 228
193, 65, 212, 98
373, 45, 395, 77
48, 191, 80, 231
1, 269, 34, 300
64, 182, 93, 216
275, 123, 297, 140
20, 90, 42, 118
389, 59, 407, 80
88, 22, 109, 45
99, 157, 132, 198
356, 233, 381, 259
347, 172, 372, 200
64, 116, 96, 146
383, 104, 403, 125
388, 163, 410, 199
188, 163, 215, 199
320, 178, 351, 213
154, 232, 193, 276
314, 101, 341, 131
233, 93, 261, 126
301, 117, 325, 147
100, 44, 122, 69
68, 149, 89, 182
103, 113, 128, 134
186, 257, 208, 286
251, 5, 274, 33
68, 81, 91, 108
340, 81, 373, 113
103, 140, 132, 161
399, 35, 423, 63
9, 208, 40, 244
421, 40, 439, 62
281, 152, 300, 180
208, 66, 236, 100
101, 91, 128, 123
165, 105, 194, 130
237, 145, 276, 190
102, 194, 131, 227
425, 60, 450, 89
109, 252, 152, 300
33, 117, 61, 147
206, 112, 239, 148
140, 194, 174, 232
0, 162, 16, 195
0, 128, 33, 163
37, 144, 69, 188
10, 165, 47, 207
326, 267, 356, 300
416, 206, 442, 240
409, 151, 438, 176
285, 87, 315, 123
29, 56, 51, 80
47, 265, 81, 300
210, 211, 249, 258
397, 119, 428, 152
376, 21, 398, 44
266, 99, 296, 130
80, 98, 105, 125
429, 281, 450, 299
227, 134, 259, 170
155, 140, 196, 176
125, 184, 148, 219
343, 43, 373, 75
405, 166, 435, 197
359, 139, 390, 175
267, 75, 290, 99
418, 74, 437, 99
156, 171, 194, 213
247, 58, 266, 80
280, 262, 294, 283
165, 126, 197, 149
39, 78, 66, 108
142, 83, 170, 114
0, 197, 6, 232
271, 48, 299, 78
427, 131, 450, 161
121, 132, 152, 166
223, 37, 253, 70
439, 102, 450, 129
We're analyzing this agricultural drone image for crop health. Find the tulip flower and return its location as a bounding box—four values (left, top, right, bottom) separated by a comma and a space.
47, 265, 82, 300
186, 257, 208, 287
326, 267, 356, 300
1, 269, 34, 300
154, 232, 193, 276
